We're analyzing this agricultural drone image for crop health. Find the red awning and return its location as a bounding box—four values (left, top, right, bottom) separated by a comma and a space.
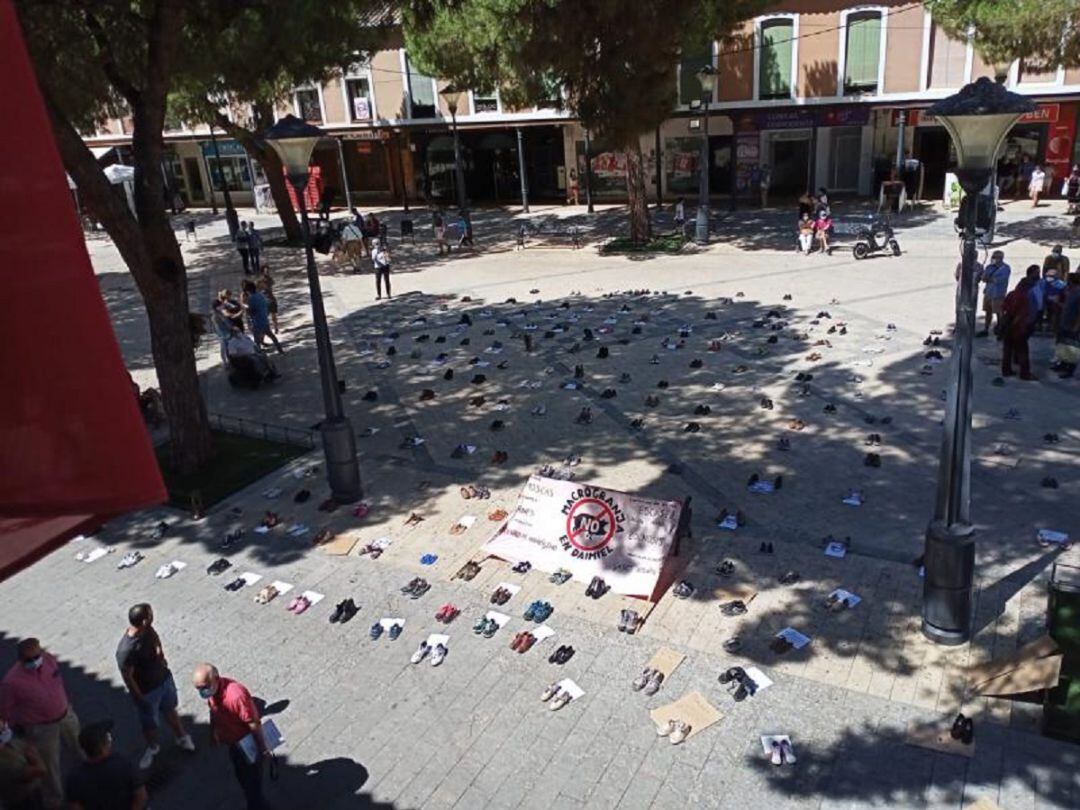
0, 2, 166, 579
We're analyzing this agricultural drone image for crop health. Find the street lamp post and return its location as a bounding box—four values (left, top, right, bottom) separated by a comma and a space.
694, 65, 717, 246
921, 78, 1033, 645
440, 86, 472, 244
263, 115, 362, 504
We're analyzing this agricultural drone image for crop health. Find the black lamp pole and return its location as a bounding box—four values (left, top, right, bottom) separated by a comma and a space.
921, 78, 1034, 645
263, 116, 362, 504
694, 66, 717, 245
442, 89, 472, 244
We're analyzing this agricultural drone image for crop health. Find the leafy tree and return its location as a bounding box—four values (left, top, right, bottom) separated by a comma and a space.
16, 0, 389, 474
171, 3, 392, 241
926, 0, 1080, 71
17, 0, 214, 474
403, 0, 765, 243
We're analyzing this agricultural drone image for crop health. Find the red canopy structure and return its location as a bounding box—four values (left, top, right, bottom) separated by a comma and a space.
0, 1, 166, 579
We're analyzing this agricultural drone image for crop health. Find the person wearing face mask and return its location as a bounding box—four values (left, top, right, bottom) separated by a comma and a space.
64, 720, 147, 810
116, 604, 195, 770
0, 716, 47, 809
0, 639, 80, 809
192, 664, 268, 810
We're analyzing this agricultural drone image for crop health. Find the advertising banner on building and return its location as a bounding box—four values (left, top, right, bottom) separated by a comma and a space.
1044, 103, 1077, 182
483, 475, 683, 599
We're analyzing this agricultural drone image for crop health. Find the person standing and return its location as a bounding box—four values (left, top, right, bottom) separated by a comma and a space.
258, 268, 279, 332
0, 716, 47, 810
1043, 245, 1071, 277
1000, 274, 1037, 380
759, 164, 771, 208
247, 223, 263, 272
433, 208, 448, 256
456, 210, 474, 249
192, 664, 269, 810
567, 168, 580, 205
372, 239, 392, 300
235, 222, 252, 275
116, 604, 195, 771
978, 250, 1011, 337
673, 197, 685, 229
1052, 272, 1080, 378
1029, 164, 1046, 207
64, 721, 147, 810
0, 639, 80, 809
242, 281, 283, 353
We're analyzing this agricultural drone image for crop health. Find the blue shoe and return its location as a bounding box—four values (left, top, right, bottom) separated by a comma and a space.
537, 602, 553, 622
388, 622, 403, 640
369, 622, 383, 640
523, 601, 539, 621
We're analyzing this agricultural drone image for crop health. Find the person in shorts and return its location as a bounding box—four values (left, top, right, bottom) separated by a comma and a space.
116, 604, 194, 770
978, 250, 1011, 337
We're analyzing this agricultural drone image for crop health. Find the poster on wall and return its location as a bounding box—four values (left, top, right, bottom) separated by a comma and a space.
735, 132, 760, 193
352, 97, 371, 121
574, 143, 626, 193
483, 475, 683, 599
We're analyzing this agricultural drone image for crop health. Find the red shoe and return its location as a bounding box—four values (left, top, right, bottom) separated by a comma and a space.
517, 633, 536, 653
510, 632, 526, 651
435, 604, 452, 622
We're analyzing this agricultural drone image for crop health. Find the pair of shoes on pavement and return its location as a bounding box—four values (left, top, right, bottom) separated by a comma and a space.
510, 631, 536, 653
473, 616, 500, 638
586, 576, 608, 599
719, 666, 755, 701
656, 719, 691, 745
523, 601, 553, 622
411, 640, 447, 666
617, 608, 640, 633
540, 683, 573, 710
549, 645, 575, 664
632, 667, 664, 695
401, 578, 430, 599
435, 603, 459, 623
370, 621, 403, 641
672, 580, 694, 599
329, 599, 359, 623
490, 587, 512, 605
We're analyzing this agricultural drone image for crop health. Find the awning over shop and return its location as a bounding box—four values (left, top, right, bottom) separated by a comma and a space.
0, 2, 166, 581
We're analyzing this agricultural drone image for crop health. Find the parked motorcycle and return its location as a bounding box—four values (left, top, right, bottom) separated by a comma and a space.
852, 217, 900, 259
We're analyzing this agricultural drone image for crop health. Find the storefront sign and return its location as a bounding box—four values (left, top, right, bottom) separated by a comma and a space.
199, 139, 247, 157
1019, 104, 1059, 124
818, 107, 870, 127
340, 129, 390, 141
756, 108, 815, 131
891, 109, 922, 127
483, 475, 683, 599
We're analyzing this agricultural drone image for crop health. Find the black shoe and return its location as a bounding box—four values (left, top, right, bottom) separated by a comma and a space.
362, 390, 378, 401
329, 601, 346, 623
597, 346, 609, 359
294, 489, 310, 503
574, 364, 584, 378
601, 388, 616, 399
950, 713, 966, 740
443, 369, 454, 381
690, 358, 703, 368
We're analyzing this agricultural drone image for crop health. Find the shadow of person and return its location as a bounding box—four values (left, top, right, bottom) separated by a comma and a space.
270, 756, 391, 809
253, 697, 290, 717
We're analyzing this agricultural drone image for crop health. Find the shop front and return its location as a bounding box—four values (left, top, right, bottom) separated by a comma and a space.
903, 102, 1078, 201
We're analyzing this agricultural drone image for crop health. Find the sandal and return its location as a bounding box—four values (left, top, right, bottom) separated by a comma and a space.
255, 585, 279, 604
488, 508, 508, 522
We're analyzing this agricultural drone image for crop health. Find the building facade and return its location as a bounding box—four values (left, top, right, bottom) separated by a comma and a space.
85, 1, 1080, 209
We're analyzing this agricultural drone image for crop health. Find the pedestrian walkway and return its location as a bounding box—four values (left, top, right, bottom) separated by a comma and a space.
11, 196, 1079, 808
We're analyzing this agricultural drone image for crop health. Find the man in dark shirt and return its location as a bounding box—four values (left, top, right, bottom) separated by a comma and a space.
65, 720, 147, 810
116, 604, 194, 770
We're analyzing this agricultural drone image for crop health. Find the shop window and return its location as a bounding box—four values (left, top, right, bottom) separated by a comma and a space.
294, 88, 323, 123
678, 43, 714, 106
405, 55, 436, 118
472, 91, 499, 113
758, 19, 794, 100
346, 77, 373, 122
207, 156, 252, 191
843, 11, 882, 95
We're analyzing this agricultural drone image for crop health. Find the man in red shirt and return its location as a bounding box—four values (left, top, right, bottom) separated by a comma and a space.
192, 663, 268, 810
0, 639, 80, 809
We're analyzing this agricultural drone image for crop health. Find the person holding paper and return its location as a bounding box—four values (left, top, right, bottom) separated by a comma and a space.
192, 664, 268, 810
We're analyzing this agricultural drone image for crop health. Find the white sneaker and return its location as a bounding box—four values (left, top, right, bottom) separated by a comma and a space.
410, 642, 430, 664
176, 734, 195, 752
139, 744, 160, 769
431, 644, 447, 666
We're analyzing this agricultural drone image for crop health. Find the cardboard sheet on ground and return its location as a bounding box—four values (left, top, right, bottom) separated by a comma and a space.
482, 475, 683, 599
320, 532, 359, 556
647, 647, 686, 680
649, 691, 722, 741
966, 636, 1062, 697
965, 799, 1002, 810
904, 719, 975, 758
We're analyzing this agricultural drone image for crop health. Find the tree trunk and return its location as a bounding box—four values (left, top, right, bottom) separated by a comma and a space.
217, 109, 301, 242
44, 16, 213, 476
624, 141, 651, 244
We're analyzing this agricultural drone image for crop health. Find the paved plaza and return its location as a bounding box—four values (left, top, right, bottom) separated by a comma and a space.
5, 199, 1080, 808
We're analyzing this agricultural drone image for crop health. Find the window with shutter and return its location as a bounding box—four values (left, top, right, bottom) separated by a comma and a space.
405, 54, 436, 118
843, 11, 882, 94
759, 20, 794, 100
